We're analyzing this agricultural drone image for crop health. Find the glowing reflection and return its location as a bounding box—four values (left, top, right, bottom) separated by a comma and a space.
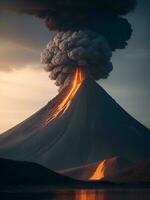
75, 189, 105, 200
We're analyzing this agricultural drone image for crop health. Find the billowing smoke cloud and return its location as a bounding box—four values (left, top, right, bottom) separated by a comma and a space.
0, 0, 137, 90
40, 31, 112, 89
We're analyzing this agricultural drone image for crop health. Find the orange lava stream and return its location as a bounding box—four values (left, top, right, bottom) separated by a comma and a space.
49, 68, 84, 122
90, 160, 106, 180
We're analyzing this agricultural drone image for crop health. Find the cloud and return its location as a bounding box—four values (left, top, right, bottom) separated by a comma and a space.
0, 38, 40, 71
0, 11, 55, 71
0, 11, 52, 49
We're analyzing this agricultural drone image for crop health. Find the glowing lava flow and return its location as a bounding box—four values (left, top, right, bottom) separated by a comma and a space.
90, 160, 106, 180
48, 68, 84, 122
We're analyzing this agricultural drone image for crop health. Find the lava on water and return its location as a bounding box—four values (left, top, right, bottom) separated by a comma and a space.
47, 68, 84, 123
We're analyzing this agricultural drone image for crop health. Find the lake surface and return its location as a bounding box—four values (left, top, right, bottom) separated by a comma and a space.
1, 188, 150, 200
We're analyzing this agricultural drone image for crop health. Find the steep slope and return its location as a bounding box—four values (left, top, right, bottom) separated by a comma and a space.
0, 79, 150, 171
0, 158, 74, 186
59, 157, 131, 180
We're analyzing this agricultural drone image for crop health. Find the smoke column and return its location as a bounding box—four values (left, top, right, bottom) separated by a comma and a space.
0, 0, 137, 91
40, 31, 112, 91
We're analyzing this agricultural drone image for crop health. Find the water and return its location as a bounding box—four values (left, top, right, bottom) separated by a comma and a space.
1, 189, 150, 200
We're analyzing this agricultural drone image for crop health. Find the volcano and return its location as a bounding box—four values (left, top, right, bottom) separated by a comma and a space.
0, 74, 150, 171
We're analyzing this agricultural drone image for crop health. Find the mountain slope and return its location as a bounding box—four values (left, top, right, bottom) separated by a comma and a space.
0, 79, 150, 170
108, 160, 150, 183
59, 156, 132, 180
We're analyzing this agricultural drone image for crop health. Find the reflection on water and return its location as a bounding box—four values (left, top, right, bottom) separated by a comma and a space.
1, 189, 150, 200
75, 189, 105, 200
55, 189, 150, 200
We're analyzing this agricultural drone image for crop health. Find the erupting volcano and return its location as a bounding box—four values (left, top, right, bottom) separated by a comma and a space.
0, 77, 150, 171
0, 0, 150, 181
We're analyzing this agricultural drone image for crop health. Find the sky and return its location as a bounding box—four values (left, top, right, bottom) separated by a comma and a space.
0, 0, 150, 133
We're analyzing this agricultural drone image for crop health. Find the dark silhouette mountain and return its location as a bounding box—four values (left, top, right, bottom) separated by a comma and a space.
0, 79, 150, 171
0, 158, 74, 186
60, 156, 132, 181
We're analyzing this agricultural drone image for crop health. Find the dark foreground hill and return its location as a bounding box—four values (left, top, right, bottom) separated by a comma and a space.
0, 158, 74, 186
0, 158, 114, 189
0, 158, 149, 189
60, 156, 132, 181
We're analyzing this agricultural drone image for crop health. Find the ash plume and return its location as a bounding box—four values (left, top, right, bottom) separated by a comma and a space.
0, 0, 137, 90
40, 31, 112, 89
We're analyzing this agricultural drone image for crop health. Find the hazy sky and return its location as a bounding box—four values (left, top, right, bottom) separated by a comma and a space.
0, 0, 150, 133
